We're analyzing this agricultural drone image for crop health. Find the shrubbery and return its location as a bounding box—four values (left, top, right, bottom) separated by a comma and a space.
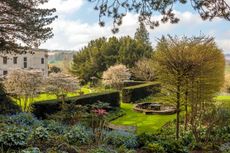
122, 82, 160, 103
32, 91, 120, 119
65, 124, 93, 145
0, 126, 29, 148
105, 130, 138, 148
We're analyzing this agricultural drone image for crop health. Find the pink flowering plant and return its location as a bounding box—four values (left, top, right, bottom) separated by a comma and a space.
90, 102, 110, 145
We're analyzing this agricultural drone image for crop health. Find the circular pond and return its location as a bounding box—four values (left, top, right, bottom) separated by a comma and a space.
133, 102, 177, 115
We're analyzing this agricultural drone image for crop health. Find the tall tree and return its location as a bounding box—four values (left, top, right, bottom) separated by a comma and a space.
72, 36, 152, 82
134, 22, 150, 45
153, 36, 225, 139
89, 0, 230, 33
0, 0, 57, 53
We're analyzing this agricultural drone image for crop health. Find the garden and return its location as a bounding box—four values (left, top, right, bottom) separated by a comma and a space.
1, 34, 230, 153
1, 1, 230, 152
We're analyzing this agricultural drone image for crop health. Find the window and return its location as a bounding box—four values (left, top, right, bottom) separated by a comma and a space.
13, 57, 18, 64
41, 58, 44, 64
24, 57, 27, 68
3, 57, 7, 64
3, 71, 8, 75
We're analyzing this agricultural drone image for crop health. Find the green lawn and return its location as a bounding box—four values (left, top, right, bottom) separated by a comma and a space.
14, 87, 92, 108
111, 103, 176, 134
111, 95, 230, 134
215, 95, 230, 108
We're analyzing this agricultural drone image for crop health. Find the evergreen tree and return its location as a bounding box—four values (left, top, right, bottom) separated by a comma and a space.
71, 36, 153, 82
134, 22, 150, 45
0, 0, 57, 53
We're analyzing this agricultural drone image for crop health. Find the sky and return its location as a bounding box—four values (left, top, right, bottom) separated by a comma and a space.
40, 0, 230, 54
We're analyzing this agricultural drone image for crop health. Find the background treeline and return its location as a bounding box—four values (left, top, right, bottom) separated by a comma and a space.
71, 23, 153, 82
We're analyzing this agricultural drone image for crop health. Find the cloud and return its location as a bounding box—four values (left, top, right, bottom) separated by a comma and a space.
40, 9, 230, 53
216, 39, 230, 53
40, 0, 84, 14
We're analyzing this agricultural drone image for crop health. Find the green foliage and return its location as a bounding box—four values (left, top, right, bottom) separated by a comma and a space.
134, 22, 151, 45
0, 83, 21, 115
122, 82, 160, 103
31, 127, 49, 141
32, 91, 120, 119
8, 113, 41, 127
42, 120, 66, 134
0, 1, 56, 53
116, 145, 137, 153
144, 143, 165, 153
48, 103, 88, 125
21, 147, 41, 153
137, 133, 158, 147
49, 65, 62, 74
89, 146, 115, 153
105, 130, 138, 148
64, 125, 92, 145
0, 126, 29, 148
71, 36, 152, 82
220, 142, 230, 153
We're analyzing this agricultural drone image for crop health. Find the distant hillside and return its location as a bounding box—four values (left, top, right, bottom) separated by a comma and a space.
225, 54, 230, 64
48, 50, 76, 64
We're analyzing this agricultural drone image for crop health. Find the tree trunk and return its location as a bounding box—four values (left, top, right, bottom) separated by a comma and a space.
184, 90, 188, 131
176, 81, 181, 139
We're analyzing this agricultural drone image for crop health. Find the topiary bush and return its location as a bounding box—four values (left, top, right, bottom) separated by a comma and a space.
122, 82, 160, 103
64, 124, 92, 145
105, 130, 138, 148
0, 126, 29, 149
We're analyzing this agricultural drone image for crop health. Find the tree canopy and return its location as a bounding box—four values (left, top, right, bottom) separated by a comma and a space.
88, 0, 230, 33
71, 36, 153, 82
153, 36, 225, 139
0, 0, 57, 53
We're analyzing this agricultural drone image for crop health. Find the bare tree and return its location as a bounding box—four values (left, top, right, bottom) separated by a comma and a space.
132, 58, 155, 81
3, 69, 43, 112
44, 73, 79, 105
102, 64, 131, 89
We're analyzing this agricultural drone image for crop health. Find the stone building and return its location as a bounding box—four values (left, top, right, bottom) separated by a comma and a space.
0, 49, 48, 76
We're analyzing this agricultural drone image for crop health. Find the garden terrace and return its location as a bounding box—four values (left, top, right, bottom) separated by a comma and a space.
133, 102, 177, 115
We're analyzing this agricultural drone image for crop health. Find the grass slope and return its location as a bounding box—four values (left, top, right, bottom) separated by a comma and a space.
14, 87, 92, 108
111, 103, 176, 134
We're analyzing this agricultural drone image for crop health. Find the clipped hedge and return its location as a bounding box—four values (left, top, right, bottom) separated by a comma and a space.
32, 91, 120, 119
122, 82, 160, 103
123, 81, 147, 87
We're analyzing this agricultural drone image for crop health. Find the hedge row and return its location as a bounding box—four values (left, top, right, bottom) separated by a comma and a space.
32, 91, 120, 119
122, 82, 160, 103
123, 81, 147, 87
